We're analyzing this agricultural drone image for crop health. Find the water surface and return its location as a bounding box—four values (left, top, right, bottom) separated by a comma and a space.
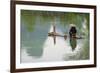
21, 10, 90, 63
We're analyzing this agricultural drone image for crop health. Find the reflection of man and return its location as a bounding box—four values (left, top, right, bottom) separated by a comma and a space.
69, 24, 77, 38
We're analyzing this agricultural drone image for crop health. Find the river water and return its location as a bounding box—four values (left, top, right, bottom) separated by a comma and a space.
20, 10, 89, 63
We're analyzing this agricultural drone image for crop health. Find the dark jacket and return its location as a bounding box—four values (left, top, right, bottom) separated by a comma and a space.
69, 26, 77, 37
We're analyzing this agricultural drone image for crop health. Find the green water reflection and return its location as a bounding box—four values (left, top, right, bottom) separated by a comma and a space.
21, 10, 90, 62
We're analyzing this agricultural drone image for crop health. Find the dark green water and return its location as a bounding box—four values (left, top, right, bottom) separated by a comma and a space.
20, 10, 90, 63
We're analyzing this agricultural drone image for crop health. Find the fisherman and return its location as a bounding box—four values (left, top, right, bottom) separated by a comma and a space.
69, 24, 77, 38
69, 24, 77, 51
